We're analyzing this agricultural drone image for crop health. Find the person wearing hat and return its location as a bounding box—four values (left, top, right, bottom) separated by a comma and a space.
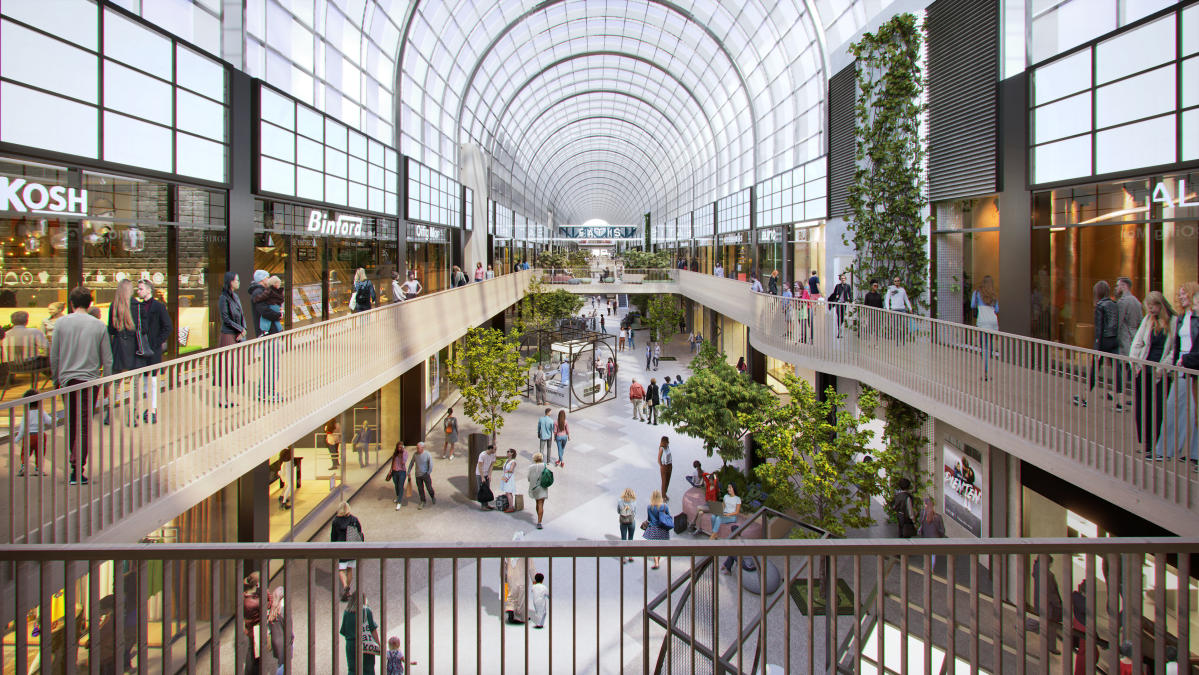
247, 270, 270, 337
42, 301, 65, 341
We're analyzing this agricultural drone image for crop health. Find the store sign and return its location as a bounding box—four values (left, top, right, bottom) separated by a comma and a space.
1150, 179, 1199, 208
409, 223, 448, 243
757, 228, 783, 243
559, 225, 639, 239
307, 210, 364, 237
0, 178, 87, 216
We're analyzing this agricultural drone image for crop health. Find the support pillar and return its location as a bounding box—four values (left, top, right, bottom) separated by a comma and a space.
400, 362, 426, 446
746, 339, 768, 469
227, 69, 256, 317
489, 310, 506, 333
237, 463, 270, 548
998, 72, 1031, 336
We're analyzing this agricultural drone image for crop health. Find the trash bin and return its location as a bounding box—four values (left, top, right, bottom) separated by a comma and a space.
466, 432, 489, 499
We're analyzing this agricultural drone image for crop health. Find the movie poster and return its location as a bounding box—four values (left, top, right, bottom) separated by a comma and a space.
943, 442, 984, 537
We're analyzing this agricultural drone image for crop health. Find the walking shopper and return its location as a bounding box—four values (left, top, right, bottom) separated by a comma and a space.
553, 409, 570, 467
617, 488, 637, 562
828, 273, 852, 337
618, 327, 627, 351
406, 442, 435, 508
451, 265, 468, 288
131, 279, 171, 424
352, 421, 373, 468
485, 265, 495, 280
750, 275, 763, 293
1116, 276, 1143, 401
386, 636, 414, 674
530, 574, 549, 629
657, 435, 672, 497
600, 314, 606, 333
768, 270, 780, 295
808, 270, 821, 296
642, 490, 671, 569
251, 276, 284, 402
709, 484, 741, 539
605, 357, 617, 390
537, 408, 554, 457
106, 280, 137, 425
339, 594, 380, 675
885, 276, 912, 343
628, 327, 635, 349
386, 444, 408, 510
350, 267, 377, 312
891, 477, 919, 538
216, 272, 246, 407
442, 407, 459, 460
629, 379, 645, 421
660, 376, 673, 407
474, 261, 486, 282
645, 378, 660, 425
972, 275, 1000, 381
241, 572, 273, 675
736, 356, 747, 375
1073, 281, 1123, 410
528, 453, 551, 529
50, 286, 112, 485
533, 367, 547, 404
13, 391, 50, 477
502, 532, 535, 623
918, 496, 947, 568
499, 449, 518, 512
476, 444, 497, 510
325, 419, 342, 470
1130, 292, 1176, 453
1154, 282, 1199, 462
330, 502, 365, 601
653, 343, 661, 370
645, 343, 652, 371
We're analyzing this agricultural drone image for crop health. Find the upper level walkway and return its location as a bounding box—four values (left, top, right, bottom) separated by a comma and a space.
0, 271, 533, 545
552, 269, 1199, 536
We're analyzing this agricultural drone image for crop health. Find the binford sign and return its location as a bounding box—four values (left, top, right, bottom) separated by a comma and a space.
0, 177, 87, 216
307, 210, 364, 237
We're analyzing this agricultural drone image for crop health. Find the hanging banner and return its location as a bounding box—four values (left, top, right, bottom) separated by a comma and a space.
558, 225, 639, 239
942, 441, 984, 537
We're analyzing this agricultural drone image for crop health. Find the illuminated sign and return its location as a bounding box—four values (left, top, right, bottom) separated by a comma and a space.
307, 210, 364, 237
559, 225, 639, 239
1150, 179, 1198, 208
0, 178, 87, 216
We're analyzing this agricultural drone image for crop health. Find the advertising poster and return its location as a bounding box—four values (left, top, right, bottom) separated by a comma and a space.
943, 442, 984, 537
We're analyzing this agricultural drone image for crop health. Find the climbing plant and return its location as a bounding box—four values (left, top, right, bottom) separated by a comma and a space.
845, 13, 929, 309
877, 391, 932, 518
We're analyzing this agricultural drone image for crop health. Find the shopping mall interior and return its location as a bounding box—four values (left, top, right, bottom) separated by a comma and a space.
1, 0, 1198, 672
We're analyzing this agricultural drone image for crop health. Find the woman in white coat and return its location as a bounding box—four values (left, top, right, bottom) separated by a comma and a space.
502, 531, 537, 624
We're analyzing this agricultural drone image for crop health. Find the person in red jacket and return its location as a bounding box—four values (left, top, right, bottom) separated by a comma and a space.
629, 378, 645, 421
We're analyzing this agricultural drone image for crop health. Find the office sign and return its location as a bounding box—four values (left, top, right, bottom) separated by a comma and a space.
0, 178, 87, 216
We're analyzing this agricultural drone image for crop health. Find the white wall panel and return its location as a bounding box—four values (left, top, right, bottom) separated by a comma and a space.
1034, 135, 1092, 184
0, 81, 98, 157
1, 20, 98, 103
1095, 114, 1175, 174
103, 111, 172, 172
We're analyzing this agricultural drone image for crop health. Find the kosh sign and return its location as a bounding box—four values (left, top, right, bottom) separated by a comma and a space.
307, 210, 364, 237
0, 178, 87, 216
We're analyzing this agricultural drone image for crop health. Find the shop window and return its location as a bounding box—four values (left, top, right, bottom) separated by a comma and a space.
932, 198, 1000, 325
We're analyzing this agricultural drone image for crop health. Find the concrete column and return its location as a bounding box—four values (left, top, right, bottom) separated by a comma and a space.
237, 463, 270, 544
998, 73, 1031, 336
400, 362, 426, 446
227, 69, 256, 317
489, 310, 506, 333
747, 340, 768, 468
380, 376, 401, 457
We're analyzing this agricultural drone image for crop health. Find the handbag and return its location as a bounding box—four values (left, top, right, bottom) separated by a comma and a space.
639, 520, 649, 530
477, 479, 494, 503
345, 523, 363, 543
361, 625, 381, 655
404, 479, 414, 498
658, 510, 675, 530
134, 309, 153, 357
348, 290, 358, 312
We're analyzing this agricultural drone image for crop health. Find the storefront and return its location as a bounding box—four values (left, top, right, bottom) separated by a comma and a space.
718, 231, 751, 281
931, 196, 1000, 324
755, 226, 785, 281
1029, 171, 1198, 348
791, 221, 825, 292
406, 222, 451, 294
0, 157, 228, 363
253, 199, 399, 328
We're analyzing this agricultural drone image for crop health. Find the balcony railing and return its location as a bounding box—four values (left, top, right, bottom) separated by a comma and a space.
538, 268, 679, 286
0, 271, 533, 544
1, 538, 1194, 674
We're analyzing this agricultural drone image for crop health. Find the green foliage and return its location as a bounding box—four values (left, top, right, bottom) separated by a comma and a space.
620, 249, 670, 269
877, 391, 931, 522
644, 295, 684, 344
446, 327, 526, 444
746, 376, 882, 538
659, 342, 775, 462
845, 13, 929, 309
516, 278, 584, 333
536, 249, 589, 270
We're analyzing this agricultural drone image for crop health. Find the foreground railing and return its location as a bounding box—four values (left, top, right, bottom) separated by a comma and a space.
0, 271, 532, 544
1, 538, 1194, 674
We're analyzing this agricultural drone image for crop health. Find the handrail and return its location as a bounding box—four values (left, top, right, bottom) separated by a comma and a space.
1, 271, 534, 544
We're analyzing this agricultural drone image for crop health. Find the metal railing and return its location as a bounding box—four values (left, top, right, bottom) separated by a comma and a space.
0, 271, 533, 544
538, 268, 678, 285
1, 538, 1194, 674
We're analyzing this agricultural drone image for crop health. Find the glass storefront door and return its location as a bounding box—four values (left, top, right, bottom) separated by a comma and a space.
791, 223, 825, 292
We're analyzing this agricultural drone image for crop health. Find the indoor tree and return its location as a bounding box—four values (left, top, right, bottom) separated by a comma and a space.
516, 277, 584, 334
658, 341, 774, 464
446, 327, 526, 446
644, 294, 684, 344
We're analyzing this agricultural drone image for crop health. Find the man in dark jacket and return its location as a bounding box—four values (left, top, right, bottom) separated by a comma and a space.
864, 280, 884, 341
247, 270, 269, 337
645, 377, 661, 425
828, 273, 853, 337
1074, 280, 1121, 409
131, 279, 172, 424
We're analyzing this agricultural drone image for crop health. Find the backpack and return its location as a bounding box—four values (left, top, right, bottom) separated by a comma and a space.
539, 465, 554, 488
673, 512, 689, 534
354, 283, 372, 310
892, 492, 918, 538
618, 501, 635, 524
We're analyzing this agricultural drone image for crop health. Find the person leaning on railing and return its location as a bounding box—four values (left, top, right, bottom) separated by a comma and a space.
1154, 281, 1199, 463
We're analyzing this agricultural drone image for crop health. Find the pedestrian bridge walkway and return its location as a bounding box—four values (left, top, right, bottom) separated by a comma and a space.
554, 268, 1199, 535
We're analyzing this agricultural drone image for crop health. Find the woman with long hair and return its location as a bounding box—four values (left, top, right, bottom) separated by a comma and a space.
971, 275, 999, 380
617, 488, 637, 562
642, 490, 671, 569
657, 435, 672, 497
387, 443, 408, 510
553, 409, 570, 467
1074, 280, 1121, 409
1129, 291, 1177, 454
351, 267, 376, 312
1155, 282, 1199, 462
215, 271, 246, 407
105, 279, 137, 425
